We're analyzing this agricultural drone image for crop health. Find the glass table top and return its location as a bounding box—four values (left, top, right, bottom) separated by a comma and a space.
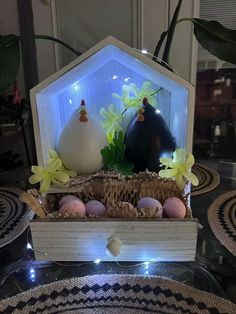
0, 160, 235, 303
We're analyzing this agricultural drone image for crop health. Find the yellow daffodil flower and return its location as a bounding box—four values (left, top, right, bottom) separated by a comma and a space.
159, 148, 199, 189
100, 104, 123, 143
129, 81, 157, 107
112, 81, 157, 109
112, 84, 137, 109
29, 149, 76, 193
47, 149, 77, 177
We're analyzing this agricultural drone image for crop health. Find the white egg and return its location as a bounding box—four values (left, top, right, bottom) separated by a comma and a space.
58, 108, 107, 174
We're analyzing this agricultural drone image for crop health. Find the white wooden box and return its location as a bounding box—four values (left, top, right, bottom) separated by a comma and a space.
31, 218, 198, 262
29, 36, 197, 262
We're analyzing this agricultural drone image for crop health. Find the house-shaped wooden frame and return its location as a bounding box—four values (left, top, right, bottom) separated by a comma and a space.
30, 36, 195, 167
29, 36, 197, 263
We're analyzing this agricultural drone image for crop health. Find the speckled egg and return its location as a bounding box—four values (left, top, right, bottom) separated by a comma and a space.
163, 197, 186, 218
59, 195, 79, 208
85, 200, 106, 217
59, 199, 86, 218
137, 197, 162, 210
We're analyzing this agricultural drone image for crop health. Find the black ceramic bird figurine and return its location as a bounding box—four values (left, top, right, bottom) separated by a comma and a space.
124, 97, 176, 172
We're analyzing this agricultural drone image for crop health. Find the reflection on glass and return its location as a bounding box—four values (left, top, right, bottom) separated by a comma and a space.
194, 68, 236, 159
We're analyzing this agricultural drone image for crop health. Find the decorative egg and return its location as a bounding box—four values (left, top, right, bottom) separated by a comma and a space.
125, 97, 176, 172
137, 197, 162, 210
137, 197, 163, 218
59, 199, 86, 218
59, 195, 79, 208
85, 200, 106, 217
163, 197, 186, 218
58, 100, 107, 174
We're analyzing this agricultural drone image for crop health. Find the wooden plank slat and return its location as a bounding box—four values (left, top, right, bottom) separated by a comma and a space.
31, 219, 198, 262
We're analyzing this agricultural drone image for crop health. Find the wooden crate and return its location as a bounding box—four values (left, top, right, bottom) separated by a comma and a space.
28, 35, 197, 262
30, 218, 198, 262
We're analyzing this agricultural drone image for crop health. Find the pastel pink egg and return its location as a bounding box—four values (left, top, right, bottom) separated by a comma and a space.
137, 197, 162, 210
85, 200, 106, 217
163, 197, 186, 218
59, 195, 79, 208
59, 199, 86, 218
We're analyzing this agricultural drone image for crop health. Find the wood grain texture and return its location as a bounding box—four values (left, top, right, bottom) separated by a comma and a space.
31, 219, 198, 261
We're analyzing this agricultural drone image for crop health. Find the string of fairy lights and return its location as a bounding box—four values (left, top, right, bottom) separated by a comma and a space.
137, 49, 180, 77
19, 228, 195, 286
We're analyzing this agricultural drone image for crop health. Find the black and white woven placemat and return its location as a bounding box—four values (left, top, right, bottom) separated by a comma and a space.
192, 164, 220, 196
0, 275, 235, 313
0, 187, 34, 248
208, 190, 236, 256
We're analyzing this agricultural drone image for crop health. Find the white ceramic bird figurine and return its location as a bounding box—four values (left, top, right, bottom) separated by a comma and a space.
59, 100, 107, 174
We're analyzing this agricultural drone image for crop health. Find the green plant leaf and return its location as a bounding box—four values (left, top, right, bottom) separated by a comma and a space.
0, 34, 20, 92
101, 131, 134, 175
179, 18, 236, 64
108, 162, 134, 176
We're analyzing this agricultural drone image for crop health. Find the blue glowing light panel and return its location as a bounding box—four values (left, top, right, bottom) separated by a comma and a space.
34, 44, 189, 166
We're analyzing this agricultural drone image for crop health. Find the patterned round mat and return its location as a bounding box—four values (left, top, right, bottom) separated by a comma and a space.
0, 275, 235, 313
208, 190, 236, 256
192, 164, 220, 196
0, 187, 34, 248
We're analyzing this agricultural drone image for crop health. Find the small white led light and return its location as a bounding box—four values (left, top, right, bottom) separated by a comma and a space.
94, 259, 101, 264
156, 109, 161, 114
30, 271, 36, 281
73, 85, 80, 90
124, 77, 130, 82
27, 242, 33, 250
69, 99, 73, 104
30, 268, 35, 274
160, 152, 170, 158
112, 75, 118, 80
144, 261, 150, 266
141, 49, 148, 54
145, 270, 149, 275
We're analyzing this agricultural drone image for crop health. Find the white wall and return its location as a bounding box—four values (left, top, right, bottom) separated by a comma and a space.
0, 0, 199, 92
32, 0, 199, 85
0, 0, 25, 96
58, 0, 135, 67
32, 0, 139, 81
141, 0, 169, 59
169, 0, 199, 84
31, 0, 57, 83
140, 0, 199, 84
